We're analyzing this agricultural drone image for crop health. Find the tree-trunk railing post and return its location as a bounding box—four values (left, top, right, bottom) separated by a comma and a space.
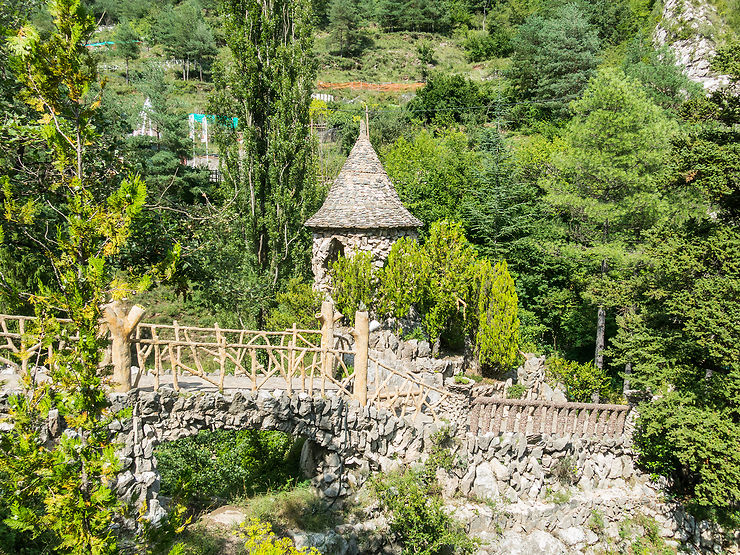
352, 310, 369, 406
317, 301, 343, 382
102, 301, 145, 393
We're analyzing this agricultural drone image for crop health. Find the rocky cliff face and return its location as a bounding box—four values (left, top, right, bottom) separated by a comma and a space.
654, 0, 731, 90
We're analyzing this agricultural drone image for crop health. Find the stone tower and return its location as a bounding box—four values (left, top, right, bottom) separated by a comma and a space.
305, 121, 422, 292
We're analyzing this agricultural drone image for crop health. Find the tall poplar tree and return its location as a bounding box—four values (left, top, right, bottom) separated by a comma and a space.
211, 0, 320, 327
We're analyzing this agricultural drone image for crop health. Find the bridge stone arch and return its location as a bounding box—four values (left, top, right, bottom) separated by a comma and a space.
110, 388, 432, 524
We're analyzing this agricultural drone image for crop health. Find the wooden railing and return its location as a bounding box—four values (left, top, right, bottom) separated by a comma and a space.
130, 322, 353, 396
0, 315, 77, 374
0, 303, 452, 421
470, 397, 630, 438
368, 354, 452, 421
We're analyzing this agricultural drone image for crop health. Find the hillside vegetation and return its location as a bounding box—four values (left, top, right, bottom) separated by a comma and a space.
0, 0, 739, 551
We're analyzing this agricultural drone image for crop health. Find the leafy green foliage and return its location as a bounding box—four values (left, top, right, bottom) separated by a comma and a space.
545, 356, 617, 402
112, 19, 140, 83
241, 518, 320, 554
156, 0, 217, 81
371, 431, 477, 555
508, 4, 600, 121
475, 259, 520, 368
506, 383, 526, 399
610, 220, 740, 513
622, 35, 702, 111
266, 277, 323, 330
332, 221, 520, 370
212, 0, 321, 327
0, 0, 151, 551
407, 73, 491, 125
382, 129, 479, 231
330, 250, 375, 317
463, 28, 512, 61
328, 0, 366, 56
155, 430, 303, 509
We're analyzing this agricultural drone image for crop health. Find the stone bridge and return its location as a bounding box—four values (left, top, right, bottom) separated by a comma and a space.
108, 387, 432, 524
100, 384, 633, 526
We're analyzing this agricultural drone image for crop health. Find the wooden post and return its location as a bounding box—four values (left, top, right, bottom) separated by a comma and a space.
352, 310, 369, 406
102, 301, 145, 393
215, 323, 226, 393
287, 324, 297, 395
19, 318, 27, 376
250, 348, 257, 392
317, 301, 335, 379
172, 320, 180, 392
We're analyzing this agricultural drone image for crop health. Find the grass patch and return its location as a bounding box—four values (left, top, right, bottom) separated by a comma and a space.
234, 481, 337, 534
544, 487, 571, 505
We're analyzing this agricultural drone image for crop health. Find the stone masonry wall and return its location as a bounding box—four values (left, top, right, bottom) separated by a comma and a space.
311, 228, 417, 292
1, 387, 737, 553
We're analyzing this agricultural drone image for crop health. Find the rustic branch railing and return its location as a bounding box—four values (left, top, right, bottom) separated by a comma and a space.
367, 354, 452, 421
470, 397, 630, 437
0, 303, 451, 420
0, 315, 78, 374
130, 322, 356, 396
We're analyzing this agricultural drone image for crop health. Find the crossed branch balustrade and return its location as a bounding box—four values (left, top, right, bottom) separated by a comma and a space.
0, 303, 452, 421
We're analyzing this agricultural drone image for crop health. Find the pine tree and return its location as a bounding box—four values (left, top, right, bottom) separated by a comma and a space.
508, 4, 600, 120
543, 67, 678, 370
328, 0, 360, 57
113, 19, 140, 84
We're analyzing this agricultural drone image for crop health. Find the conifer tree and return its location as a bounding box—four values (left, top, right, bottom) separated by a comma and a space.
508, 4, 600, 120
329, 0, 360, 56
113, 19, 140, 84
543, 67, 677, 370
1, 0, 149, 551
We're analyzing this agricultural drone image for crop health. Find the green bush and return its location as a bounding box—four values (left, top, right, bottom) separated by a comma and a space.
155, 430, 303, 509
330, 250, 375, 317
331, 221, 521, 371
371, 427, 476, 555
464, 29, 512, 62
506, 383, 526, 399
545, 356, 618, 403
266, 277, 322, 330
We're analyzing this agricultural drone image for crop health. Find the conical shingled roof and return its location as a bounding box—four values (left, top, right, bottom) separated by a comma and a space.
305, 121, 422, 230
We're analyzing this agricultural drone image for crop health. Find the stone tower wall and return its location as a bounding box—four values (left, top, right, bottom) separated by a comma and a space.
312, 228, 418, 293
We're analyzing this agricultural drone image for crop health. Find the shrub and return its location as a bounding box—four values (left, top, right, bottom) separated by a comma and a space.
464, 28, 512, 62
330, 251, 375, 317
370, 424, 476, 555
241, 518, 320, 554
475, 259, 520, 369
373, 471, 476, 555
266, 277, 322, 330
552, 455, 578, 486
545, 356, 617, 403
155, 430, 302, 509
333, 221, 521, 371
506, 383, 526, 399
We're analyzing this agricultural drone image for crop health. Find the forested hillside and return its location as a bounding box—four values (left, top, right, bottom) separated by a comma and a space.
0, 0, 739, 550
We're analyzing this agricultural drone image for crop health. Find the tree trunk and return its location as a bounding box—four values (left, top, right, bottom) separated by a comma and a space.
623, 362, 631, 393
595, 304, 605, 370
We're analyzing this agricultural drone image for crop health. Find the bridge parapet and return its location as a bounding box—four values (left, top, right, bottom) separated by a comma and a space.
470, 397, 632, 438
